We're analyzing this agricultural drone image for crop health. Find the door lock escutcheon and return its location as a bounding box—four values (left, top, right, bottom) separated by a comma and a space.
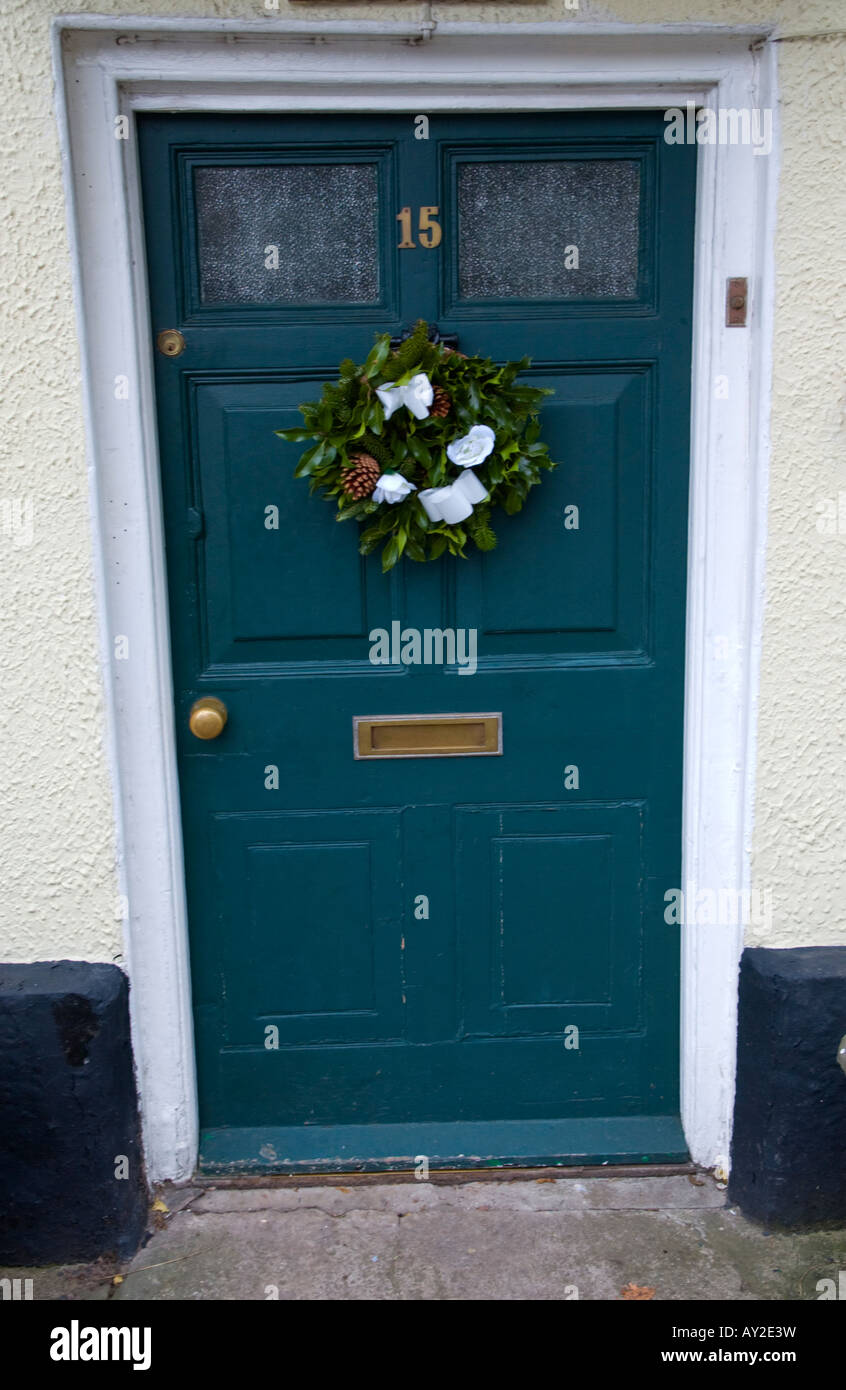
157, 329, 186, 357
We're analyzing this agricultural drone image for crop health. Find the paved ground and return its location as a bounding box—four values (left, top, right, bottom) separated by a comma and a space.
5, 1174, 845, 1301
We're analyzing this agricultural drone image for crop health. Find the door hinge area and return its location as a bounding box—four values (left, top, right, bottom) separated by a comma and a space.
187, 507, 204, 539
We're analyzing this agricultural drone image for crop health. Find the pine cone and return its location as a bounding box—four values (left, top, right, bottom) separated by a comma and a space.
342, 453, 381, 500
429, 385, 451, 418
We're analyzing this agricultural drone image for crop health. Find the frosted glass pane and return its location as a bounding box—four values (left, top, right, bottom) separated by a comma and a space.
195, 163, 380, 305
457, 160, 641, 301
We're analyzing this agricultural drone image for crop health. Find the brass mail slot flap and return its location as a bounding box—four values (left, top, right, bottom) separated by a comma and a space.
354, 713, 502, 759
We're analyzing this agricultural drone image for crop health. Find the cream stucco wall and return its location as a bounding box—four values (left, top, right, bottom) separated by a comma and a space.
0, 0, 844, 963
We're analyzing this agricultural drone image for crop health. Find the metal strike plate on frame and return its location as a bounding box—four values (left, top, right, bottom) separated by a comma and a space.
726, 277, 748, 327
354, 713, 502, 759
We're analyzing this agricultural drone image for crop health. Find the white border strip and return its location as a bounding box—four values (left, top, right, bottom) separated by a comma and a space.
54, 19, 775, 1180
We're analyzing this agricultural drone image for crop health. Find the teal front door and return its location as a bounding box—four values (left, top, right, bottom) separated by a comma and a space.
139, 111, 696, 1171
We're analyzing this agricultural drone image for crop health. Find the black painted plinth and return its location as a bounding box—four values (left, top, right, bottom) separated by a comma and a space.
729, 946, 846, 1228
0, 962, 148, 1263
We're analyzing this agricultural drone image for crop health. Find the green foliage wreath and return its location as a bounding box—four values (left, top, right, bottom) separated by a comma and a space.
275, 320, 558, 572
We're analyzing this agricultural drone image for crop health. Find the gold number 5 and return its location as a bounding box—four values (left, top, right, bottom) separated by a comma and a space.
397, 206, 442, 250
418, 206, 442, 249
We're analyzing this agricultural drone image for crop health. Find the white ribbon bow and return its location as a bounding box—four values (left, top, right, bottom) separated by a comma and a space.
419, 469, 489, 524
376, 373, 434, 422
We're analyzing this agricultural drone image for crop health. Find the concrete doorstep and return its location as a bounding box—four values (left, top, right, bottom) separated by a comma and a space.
3, 1174, 845, 1301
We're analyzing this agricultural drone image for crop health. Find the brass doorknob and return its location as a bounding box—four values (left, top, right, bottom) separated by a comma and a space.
189, 697, 228, 740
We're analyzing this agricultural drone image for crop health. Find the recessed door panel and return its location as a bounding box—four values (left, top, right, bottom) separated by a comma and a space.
195, 380, 403, 669
454, 368, 652, 655
456, 803, 644, 1039
213, 809, 406, 1046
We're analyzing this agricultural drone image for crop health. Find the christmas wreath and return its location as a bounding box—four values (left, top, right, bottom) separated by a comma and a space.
275, 320, 558, 572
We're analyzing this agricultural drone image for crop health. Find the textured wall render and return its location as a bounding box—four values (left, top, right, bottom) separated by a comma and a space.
0, 0, 843, 961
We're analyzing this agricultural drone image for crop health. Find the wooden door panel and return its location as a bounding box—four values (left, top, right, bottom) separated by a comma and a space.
194, 379, 402, 669
455, 367, 652, 655
211, 809, 406, 1046
455, 803, 646, 1040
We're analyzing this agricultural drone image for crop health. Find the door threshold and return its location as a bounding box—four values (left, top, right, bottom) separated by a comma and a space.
192, 1161, 698, 1189
199, 1115, 688, 1176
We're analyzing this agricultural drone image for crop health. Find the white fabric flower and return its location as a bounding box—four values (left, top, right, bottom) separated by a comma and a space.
446, 424, 496, 469
372, 472, 417, 505
376, 373, 434, 422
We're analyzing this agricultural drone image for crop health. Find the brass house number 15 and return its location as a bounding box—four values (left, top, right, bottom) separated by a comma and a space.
397, 206, 442, 249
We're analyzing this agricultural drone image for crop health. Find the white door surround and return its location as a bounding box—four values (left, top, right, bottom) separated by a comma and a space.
54, 16, 777, 1182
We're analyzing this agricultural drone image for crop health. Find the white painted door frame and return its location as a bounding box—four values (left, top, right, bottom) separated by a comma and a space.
55, 16, 776, 1182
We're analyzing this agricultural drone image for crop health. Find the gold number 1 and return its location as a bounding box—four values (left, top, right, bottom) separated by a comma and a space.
396, 206, 416, 248
397, 206, 442, 249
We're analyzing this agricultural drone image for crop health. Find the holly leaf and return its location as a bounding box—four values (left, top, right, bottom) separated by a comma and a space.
428, 533, 448, 560
275, 427, 314, 443
358, 525, 384, 555
503, 488, 523, 515
292, 443, 321, 478
364, 336, 392, 378
381, 535, 402, 572
405, 536, 427, 562
366, 402, 384, 433
406, 434, 431, 467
